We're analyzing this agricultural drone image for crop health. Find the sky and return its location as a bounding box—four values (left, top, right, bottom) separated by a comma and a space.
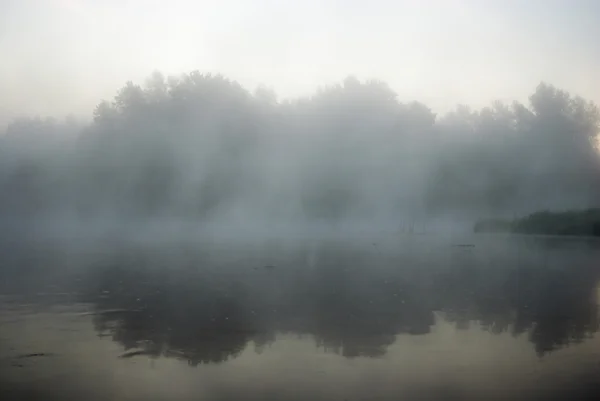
0, 0, 599, 126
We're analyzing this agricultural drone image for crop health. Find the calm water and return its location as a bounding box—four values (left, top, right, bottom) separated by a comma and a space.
1, 234, 600, 400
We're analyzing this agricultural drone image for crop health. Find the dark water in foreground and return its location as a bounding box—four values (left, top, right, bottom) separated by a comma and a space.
1, 234, 600, 400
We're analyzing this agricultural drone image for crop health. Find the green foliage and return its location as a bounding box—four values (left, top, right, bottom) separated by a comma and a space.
475, 209, 600, 237
514, 209, 600, 237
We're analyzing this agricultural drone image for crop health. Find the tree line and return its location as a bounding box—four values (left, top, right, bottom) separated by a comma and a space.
0, 71, 599, 228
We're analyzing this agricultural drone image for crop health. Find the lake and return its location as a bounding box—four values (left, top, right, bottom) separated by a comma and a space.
1, 234, 600, 400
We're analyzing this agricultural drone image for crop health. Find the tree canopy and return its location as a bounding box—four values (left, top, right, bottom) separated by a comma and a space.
0, 72, 598, 229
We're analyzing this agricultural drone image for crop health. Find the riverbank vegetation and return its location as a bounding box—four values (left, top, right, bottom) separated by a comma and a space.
474, 209, 600, 237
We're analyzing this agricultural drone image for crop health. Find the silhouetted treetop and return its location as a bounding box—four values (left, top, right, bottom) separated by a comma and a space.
0, 71, 599, 223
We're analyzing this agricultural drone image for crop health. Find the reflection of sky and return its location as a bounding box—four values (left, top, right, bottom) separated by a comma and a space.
1, 0, 599, 125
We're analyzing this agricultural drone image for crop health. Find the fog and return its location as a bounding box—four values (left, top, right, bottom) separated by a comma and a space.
2, 1, 600, 240
3, 1, 600, 124
0, 72, 598, 240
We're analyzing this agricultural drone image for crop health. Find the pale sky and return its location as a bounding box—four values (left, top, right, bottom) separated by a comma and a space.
0, 0, 599, 126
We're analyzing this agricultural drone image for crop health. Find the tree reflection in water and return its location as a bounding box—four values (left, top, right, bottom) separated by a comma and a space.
83, 239, 600, 365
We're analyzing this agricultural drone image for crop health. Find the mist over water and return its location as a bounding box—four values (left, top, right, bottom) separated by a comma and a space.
0, 73, 598, 240
1, 69, 600, 400
2, 1, 600, 399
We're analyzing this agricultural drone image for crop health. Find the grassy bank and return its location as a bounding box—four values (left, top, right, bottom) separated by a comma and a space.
474, 209, 600, 237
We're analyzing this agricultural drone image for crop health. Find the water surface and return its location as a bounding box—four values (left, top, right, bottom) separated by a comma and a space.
1, 235, 600, 400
